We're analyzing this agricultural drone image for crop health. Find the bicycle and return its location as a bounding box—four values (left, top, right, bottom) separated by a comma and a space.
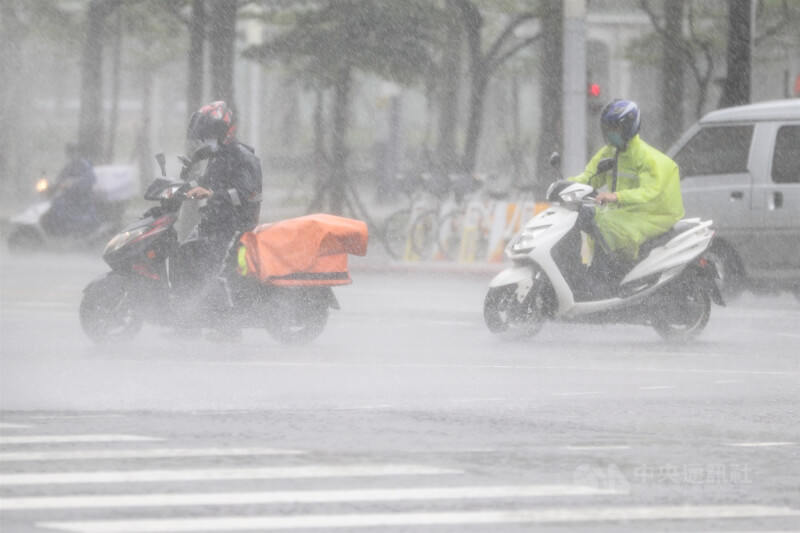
437, 176, 546, 263
382, 172, 447, 261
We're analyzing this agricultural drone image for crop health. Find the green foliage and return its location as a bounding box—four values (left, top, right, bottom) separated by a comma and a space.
117, 0, 189, 70
13, 0, 84, 55
245, 0, 446, 88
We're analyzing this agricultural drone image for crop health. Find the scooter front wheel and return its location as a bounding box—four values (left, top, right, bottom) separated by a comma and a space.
484, 282, 549, 339
80, 274, 143, 343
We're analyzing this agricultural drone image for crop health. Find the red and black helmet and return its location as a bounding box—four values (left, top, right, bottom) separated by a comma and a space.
187, 101, 236, 145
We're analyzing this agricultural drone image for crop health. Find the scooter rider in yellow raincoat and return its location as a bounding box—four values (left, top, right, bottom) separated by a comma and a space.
569, 100, 684, 272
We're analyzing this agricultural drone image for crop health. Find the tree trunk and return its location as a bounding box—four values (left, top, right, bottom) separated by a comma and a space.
329, 66, 352, 215
186, 0, 206, 121
535, 1, 563, 197
209, 0, 237, 105
0, 0, 26, 200
307, 88, 328, 212
78, 0, 115, 163
436, 0, 462, 175
459, 0, 485, 174
661, 0, 684, 148
719, 0, 751, 108
136, 68, 154, 187
510, 68, 525, 184
105, 10, 123, 163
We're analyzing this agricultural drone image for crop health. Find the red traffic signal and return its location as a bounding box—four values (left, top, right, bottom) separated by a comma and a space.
588, 83, 601, 98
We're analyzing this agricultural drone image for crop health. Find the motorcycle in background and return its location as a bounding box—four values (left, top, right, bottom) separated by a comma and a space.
7, 165, 137, 252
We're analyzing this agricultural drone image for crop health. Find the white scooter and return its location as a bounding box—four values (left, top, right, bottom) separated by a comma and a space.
484, 157, 724, 342
7, 165, 137, 252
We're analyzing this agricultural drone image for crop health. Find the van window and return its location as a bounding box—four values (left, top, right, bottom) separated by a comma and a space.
674, 125, 753, 177
772, 125, 800, 184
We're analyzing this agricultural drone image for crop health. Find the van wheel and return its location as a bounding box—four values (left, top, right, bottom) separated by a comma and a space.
704, 242, 744, 301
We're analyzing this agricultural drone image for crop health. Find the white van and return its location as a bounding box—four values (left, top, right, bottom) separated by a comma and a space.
668, 99, 800, 299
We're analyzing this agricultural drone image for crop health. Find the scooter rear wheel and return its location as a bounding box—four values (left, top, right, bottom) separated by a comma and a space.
265, 289, 329, 344
80, 274, 143, 343
651, 278, 711, 342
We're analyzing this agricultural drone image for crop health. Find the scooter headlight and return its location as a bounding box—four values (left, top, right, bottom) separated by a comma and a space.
104, 227, 148, 254
507, 225, 550, 254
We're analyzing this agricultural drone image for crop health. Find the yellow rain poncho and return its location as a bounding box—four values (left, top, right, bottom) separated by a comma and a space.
569, 135, 684, 261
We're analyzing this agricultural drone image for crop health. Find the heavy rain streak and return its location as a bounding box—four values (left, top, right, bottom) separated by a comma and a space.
1, 1, 799, 532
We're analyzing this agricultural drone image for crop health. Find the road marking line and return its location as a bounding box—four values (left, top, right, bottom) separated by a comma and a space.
333, 404, 394, 411
450, 397, 507, 403
552, 392, 602, 397
0, 464, 461, 486
726, 442, 796, 447
37, 505, 800, 532
0, 423, 33, 429
0, 435, 163, 445
16, 302, 72, 308
0, 485, 623, 510
565, 445, 631, 451
24, 414, 123, 420
194, 361, 799, 377
713, 380, 743, 384
0, 447, 306, 462
638, 386, 675, 390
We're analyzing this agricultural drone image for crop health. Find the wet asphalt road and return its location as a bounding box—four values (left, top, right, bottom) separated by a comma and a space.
1, 250, 799, 532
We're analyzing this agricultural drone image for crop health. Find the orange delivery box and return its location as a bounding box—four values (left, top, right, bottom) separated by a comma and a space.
237, 214, 368, 286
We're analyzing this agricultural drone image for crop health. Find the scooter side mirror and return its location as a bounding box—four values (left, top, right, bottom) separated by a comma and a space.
155, 153, 167, 177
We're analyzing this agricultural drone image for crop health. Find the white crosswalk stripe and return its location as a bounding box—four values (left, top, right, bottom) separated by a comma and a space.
37, 506, 800, 532
0, 447, 305, 462
0, 485, 623, 510
0, 423, 33, 429
0, 464, 461, 486
0, 435, 163, 445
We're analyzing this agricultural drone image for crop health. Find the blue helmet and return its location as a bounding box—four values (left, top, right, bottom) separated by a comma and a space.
600, 99, 640, 148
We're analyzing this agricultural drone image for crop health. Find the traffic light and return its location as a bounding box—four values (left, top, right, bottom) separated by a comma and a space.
587, 82, 603, 114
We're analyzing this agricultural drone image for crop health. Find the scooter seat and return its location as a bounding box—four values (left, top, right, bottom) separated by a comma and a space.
638, 220, 697, 259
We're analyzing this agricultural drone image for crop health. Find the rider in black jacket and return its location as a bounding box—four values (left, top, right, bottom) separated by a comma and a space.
173, 101, 263, 340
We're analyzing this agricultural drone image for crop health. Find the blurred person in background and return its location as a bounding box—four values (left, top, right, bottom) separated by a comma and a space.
41, 142, 98, 236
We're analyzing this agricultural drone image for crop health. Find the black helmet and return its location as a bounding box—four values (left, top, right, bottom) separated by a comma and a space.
187, 101, 236, 148
600, 99, 640, 148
